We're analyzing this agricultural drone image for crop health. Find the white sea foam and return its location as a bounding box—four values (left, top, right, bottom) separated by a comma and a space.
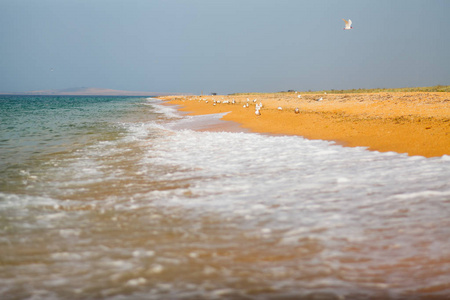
134, 111, 450, 258
142, 125, 449, 210
165, 112, 232, 131
1, 99, 449, 299
141, 124, 449, 295
145, 98, 183, 119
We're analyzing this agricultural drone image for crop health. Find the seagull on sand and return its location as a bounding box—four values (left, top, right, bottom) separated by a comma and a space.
277, 106, 283, 111
295, 108, 300, 114
343, 19, 353, 30
317, 97, 323, 101
255, 109, 261, 116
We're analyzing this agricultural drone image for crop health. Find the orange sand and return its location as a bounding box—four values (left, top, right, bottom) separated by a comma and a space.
158, 92, 450, 157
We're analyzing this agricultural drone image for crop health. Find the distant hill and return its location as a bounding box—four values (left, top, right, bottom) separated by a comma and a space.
0, 87, 181, 96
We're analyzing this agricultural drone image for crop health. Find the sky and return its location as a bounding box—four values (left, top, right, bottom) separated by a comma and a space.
1, 0, 449, 94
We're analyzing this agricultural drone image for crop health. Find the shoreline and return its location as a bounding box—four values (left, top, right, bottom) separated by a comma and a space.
158, 92, 450, 157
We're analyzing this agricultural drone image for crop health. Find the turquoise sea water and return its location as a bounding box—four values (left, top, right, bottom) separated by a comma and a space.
1, 95, 449, 299
0, 96, 155, 193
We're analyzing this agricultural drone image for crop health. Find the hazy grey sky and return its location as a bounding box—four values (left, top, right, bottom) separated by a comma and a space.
1, 0, 449, 94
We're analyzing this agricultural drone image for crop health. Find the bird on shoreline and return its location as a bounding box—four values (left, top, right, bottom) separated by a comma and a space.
295, 108, 300, 114
255, 103, 262, 116
343, 19, 353, 30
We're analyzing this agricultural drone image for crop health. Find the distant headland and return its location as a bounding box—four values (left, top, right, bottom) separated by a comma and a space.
0, 87, 182, 96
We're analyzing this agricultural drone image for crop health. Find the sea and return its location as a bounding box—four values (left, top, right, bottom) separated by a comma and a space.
0, 95, 449, 300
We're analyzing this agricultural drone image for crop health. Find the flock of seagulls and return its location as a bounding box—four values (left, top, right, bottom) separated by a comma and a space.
190, 89, 329, 119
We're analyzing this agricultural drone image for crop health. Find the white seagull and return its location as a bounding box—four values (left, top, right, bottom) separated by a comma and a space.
343, 19, 353, 30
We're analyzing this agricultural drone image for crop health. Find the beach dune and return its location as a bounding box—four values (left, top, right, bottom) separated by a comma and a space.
160, 92, 450, 157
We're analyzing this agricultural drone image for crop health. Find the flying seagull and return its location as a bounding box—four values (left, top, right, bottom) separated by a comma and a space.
343, 19, 353, 30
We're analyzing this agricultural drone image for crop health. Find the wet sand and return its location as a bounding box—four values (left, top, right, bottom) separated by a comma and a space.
159, 92, 450, 157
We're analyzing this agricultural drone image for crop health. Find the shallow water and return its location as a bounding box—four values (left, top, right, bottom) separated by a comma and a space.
1, 96, 449, 299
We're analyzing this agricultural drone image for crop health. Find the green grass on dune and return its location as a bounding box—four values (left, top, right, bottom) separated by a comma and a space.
229, 85, 450, 96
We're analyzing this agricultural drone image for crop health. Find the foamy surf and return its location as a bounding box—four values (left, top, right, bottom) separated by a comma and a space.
1, 96, 449, 299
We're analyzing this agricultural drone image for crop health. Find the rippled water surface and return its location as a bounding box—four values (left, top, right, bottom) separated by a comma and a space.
1, 96, 449, 299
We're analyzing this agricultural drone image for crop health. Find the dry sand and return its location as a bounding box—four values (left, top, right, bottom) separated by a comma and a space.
158, 92, 450, 157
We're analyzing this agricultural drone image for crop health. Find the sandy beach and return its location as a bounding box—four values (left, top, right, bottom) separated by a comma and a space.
159, 92, 450, 157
